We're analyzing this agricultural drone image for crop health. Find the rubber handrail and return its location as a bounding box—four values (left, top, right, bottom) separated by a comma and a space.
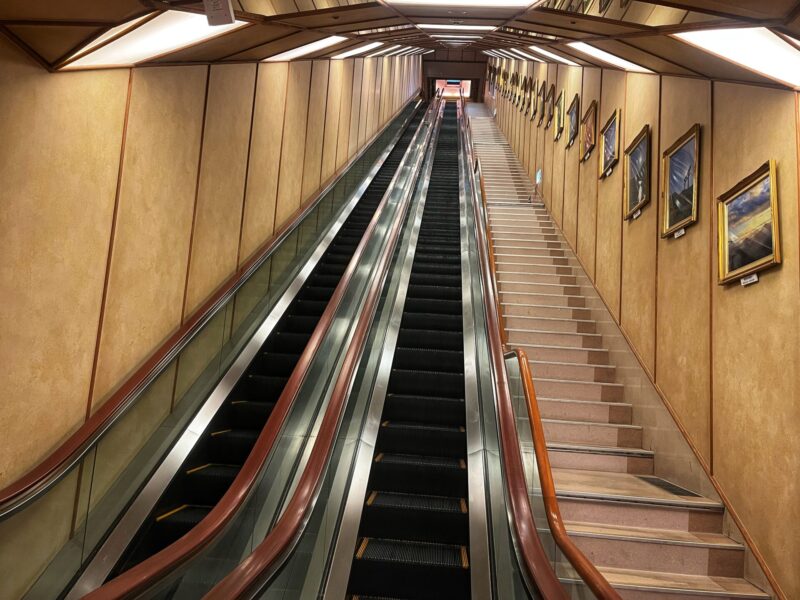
82, 99, 434, 600
0, 95, 421, 521
203, 96, 443, 600
461, 97, 621, 600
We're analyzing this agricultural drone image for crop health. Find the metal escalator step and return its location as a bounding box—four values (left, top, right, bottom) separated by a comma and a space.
227, 400, 275, 429
399, 312, 462, 332
252, 351, 298, 376
397, 328, 462, 351
357, 538, 466, 569
369, 453, 467, 497
388, 369, 465, 399
405, 284, 461, 302
376, 421, 465, 458
403, 298, 462, 317
392, 347, 463, 372
383, 394, 465, 427
263, 330, 311, 353
240, 373, 289, 402
293, 299, 328, 316
206, 428, 259, 464
182, 464, 239, 506
409, 273, 461, 287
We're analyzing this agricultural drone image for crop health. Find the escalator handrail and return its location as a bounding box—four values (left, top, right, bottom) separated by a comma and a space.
203, 96, 443, 600
461, 97, 622, 600
459, 101, 567, 600
83, 99, 435, 600
0, 93, 422, 521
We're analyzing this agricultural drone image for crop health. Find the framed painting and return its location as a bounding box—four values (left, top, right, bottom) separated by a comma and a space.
554, 91, 565, 141
545, 84, 555, 129
538, 82, 547, 126
599, 109, 621, 178
530, 79, 538, 120
662, 124, 700, 237
566, 93, 580, 148
717, 160, 781, 284
623, 125, 650, 219
580, 100, 597, 162
599, 0, 613, 12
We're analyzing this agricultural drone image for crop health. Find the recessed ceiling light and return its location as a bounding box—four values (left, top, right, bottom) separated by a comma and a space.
332, 41, 383, 59
266, 35, 348, 62
510, 48, 543, 62
674, 27, 800, 88
529, 44, 579, 66
419, 24, 496, 31
63, 11, 248, 69
567, 41, 652, 73
431, 34, 482, 39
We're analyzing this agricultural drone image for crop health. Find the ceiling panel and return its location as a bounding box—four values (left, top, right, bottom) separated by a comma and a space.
224, 29, 324, 61
0, 0, 146, 23
4, 24, 103, 62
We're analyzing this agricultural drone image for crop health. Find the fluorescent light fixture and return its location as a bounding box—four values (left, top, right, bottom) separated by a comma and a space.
423, 49, 435, 54
529, 44, 579, 66
495, 49, 521, 60
674, 27, 800, 88
332, 41, 383, 59
266, 35, 347, 62
387, 0, 532, 5
368, 44, 400, 57
385, 46, 411, 56
64, 11, 247, 69
431, 34, 482, 39
567, 41, 652, 73
510, 48, 544, 62
419, 24, 496, 31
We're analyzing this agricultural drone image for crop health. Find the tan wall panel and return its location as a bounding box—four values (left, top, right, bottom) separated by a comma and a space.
577, 68, 601, 278
239, 62, 288, 264
656, 76, 712, 459
359, 58, 375, 148
348, 58, 364, 159
620, 73, 659, 374
275, 61, 312, 227
0, 40, 128, 484
321, 59, 343, 182
712, 83, 800, 599
594, 68, 626, 318
551, 66, 582, 228
369, 57, 383, 138
91, 65, 207, 407
336, 59, 354, 170
562, 67, 584, 249
185, 64, 256, 314
301, 60, 330, 201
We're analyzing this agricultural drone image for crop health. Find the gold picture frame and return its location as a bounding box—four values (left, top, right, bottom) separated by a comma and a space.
580, 100, 597, 162
662, 124, 700, 237
554, 90, 565, 141
717, 160, 781, 284
623, 125, 650, 220
599, 109, 621, 179
566, 93, 580, 149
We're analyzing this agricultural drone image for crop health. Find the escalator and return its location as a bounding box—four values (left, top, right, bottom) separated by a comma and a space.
346, 102, 471, 599
108, 106, 428, 579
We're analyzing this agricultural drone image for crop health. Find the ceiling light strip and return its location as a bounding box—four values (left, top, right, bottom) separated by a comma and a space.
566, 41, 652, 73
529, 44, 579, 66
332, 41, 383, 59
266, 35, 348, 62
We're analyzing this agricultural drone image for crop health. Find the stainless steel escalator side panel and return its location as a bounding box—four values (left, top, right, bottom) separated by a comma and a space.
64, 105, 424, 600
456, 101, 492, 600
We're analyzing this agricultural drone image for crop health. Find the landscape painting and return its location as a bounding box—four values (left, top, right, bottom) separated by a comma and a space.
599, 109, 620, 178
567, 94, 580, 148
580, 100, 597, 161
662, 124, 700, 236
624, 125, 650, 219
718, 160, 781, 283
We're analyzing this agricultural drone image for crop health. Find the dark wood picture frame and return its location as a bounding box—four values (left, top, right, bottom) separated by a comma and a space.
623, 124, 651, 220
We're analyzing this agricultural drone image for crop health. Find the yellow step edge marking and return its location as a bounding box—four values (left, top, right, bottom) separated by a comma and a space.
374, 453, 384, 463
381, 420, 390, 427
459, 459, 466, 469
460, 546, 470, 569
210, 429, 232, 437
156, 504, 189, 522
355, 538, 370, 559
459, 426, 466, 433
231, 400, 245, 405
186, 463, 211, 475
366, 491, 378, 506
460, 499, 468, 514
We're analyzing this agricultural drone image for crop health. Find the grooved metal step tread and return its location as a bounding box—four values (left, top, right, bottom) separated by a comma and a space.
367, 491, 466, 514
356, 538, 468, 569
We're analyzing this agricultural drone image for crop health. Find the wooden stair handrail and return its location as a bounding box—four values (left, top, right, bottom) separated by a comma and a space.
0, 94, 421, 521
462, 98, 621, 600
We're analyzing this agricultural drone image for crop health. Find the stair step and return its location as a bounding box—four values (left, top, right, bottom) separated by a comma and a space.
543, 418, 642, 448
502, 302, 590, 320
564, 521, 744, 577
360, 491, 468, 545
500, 291, 586, 308
517, 343, 610, 365
507, 329, 603, 349
499, 280, 582, 296
504, 315, 595, 333
534, 377, 624, 402
548, 444, 654, 474
559, 565, 770, 599
530, 361, 616, 383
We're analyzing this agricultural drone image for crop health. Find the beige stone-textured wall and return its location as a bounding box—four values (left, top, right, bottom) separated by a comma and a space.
488, 57, 800, 599
0, 36, 420, 597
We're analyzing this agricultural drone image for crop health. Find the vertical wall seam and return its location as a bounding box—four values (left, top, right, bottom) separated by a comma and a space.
235, 63, 260, 269
297, 60, 315, 212
618, 71, 627, 323
319, 60, 333, 185
83, 67, 134, 420
709, 80, 715, 474
271, 63, 292, 238
593, 68, 603, 279
653, 75, 663, 382
180, 64, 212, 324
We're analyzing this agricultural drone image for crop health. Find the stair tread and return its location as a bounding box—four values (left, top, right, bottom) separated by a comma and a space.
534, 377, 623, 388
543, 417, 641, 430
552, 468, 722, 510
564, 520, 742, 548
562, 565, 770, 598
547, 442, 654, 457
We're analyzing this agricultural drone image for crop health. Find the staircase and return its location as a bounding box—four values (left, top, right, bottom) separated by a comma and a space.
468, 107, 770, 600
